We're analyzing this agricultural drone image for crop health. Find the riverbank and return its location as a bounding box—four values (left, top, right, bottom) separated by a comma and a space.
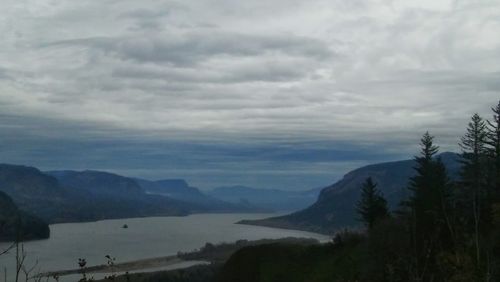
38, 255, 207, 278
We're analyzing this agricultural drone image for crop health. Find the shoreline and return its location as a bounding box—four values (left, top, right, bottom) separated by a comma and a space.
38, 255, 207, 278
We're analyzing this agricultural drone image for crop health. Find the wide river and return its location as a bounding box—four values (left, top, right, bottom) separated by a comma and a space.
0, 213, 329, 280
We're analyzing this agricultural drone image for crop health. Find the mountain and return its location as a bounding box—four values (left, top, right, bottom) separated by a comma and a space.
0, 164, 91, 222
135, 178, 209, 203
0, 191, 50, 241
239, 152, 461, 234
0, 165, 201, 226
48, 170, 144, 197
135, 178, 261, 212
208, 185, 321, 212
47, 170, 195, 219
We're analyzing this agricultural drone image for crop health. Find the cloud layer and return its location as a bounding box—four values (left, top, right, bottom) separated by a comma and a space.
0, 0, 499, 189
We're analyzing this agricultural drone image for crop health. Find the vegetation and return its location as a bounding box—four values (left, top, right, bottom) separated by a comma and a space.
0, 191, 49, 241
355, 177, 389, 230
178, 237, 319, 263
216, 235, 364, 282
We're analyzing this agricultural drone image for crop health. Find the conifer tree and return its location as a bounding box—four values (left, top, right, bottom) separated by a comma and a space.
459, 113, 488, 267
356, 177, 389, 230
487, 101, 500, 197
407, 132, 453, 281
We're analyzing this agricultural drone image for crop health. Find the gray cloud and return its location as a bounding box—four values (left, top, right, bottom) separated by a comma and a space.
0, 0, 499, 189
45, 32, 333, 67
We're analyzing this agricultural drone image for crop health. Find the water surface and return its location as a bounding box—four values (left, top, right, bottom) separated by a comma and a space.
0, 213, 329, 279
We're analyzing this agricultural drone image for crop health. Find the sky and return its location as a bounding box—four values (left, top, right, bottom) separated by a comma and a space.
0, 0, 499, 190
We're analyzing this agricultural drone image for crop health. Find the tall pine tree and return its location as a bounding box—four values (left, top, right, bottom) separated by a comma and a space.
487, 100, 500, 198
356, 177, 389, 230
407, 132, 453, 281
459, 113, 489, 268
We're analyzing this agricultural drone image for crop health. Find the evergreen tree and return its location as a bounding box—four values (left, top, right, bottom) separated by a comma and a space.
407, 132, 454, 281
459, 113, 489, 268
487, 100, 500, 197
356, 177, 389, 230
486, 101, 500, 278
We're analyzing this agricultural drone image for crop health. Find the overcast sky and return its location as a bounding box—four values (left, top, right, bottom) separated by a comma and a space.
0, 0, 499, 190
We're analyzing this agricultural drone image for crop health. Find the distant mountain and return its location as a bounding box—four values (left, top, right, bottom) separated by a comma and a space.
135, 178, 207, 203
0, 164, 90, 222
48, 170, 144, 197
135, 178, 261, 212
47, 170, 196, 218
239, 152, 461, 234
0, 191, 49, 241
208, 185, 321, 212
0, 164, 66, 199
0, 165, 204, 228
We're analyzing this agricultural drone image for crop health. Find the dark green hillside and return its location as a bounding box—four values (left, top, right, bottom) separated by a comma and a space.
0, 191, 49, 241
216, 238, 364, 282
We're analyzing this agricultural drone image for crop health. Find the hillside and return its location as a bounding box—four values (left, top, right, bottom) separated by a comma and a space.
239, 152, 461, 234
215, 241, 361, 282
0, 191, 50, 241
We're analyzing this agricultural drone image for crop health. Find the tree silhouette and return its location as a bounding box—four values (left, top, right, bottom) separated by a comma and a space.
356, 177, 389, 230
487, 101, 500, 198
406, 132, 453, 281
459, 113, 489, 267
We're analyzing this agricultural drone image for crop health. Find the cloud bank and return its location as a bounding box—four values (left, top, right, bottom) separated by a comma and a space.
0, 0, 499, 189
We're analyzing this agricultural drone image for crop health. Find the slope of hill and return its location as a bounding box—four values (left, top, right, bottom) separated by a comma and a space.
208, 185, 321, 212
215, 242, 358, 282
0, 191, 50, 241
239, 152, 461, 234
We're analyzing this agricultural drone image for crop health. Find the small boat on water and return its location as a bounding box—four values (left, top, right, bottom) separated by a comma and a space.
122, 224, 128, 229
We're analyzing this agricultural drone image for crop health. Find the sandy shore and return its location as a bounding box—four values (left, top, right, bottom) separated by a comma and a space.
38, 255, 206, 278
